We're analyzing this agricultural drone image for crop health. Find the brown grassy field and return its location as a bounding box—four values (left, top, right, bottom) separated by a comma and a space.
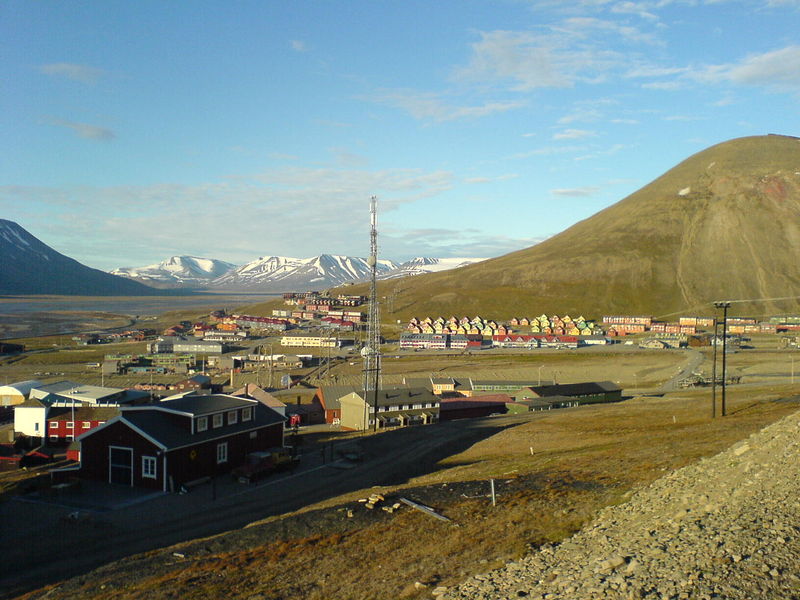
17, 383, 800, 600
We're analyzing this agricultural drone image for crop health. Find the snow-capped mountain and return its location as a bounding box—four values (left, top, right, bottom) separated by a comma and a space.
210, 254, 399, 291
111, 256, 237, 288
379, 257, 488, 279
0, 219, 164, 296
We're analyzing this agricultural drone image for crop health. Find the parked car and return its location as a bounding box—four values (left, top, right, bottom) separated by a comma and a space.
231, 448, 297, 483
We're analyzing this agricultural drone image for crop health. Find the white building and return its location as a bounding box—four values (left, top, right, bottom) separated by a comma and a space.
13, 397, 49, 439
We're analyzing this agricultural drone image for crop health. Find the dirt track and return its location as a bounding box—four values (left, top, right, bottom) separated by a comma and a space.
0, 413, 538, 599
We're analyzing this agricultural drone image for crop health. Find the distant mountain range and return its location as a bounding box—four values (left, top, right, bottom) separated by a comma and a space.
112, 254, 488, 291
110, 256, 237, 289
0, 217, 488, 296
0, 220, 167, 296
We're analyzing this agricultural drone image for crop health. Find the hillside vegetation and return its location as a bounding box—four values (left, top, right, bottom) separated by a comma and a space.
15, 387, 800, 600
341, 135, 800, 320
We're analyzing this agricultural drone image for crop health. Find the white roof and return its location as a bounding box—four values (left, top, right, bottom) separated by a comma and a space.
0, 380, 42, 397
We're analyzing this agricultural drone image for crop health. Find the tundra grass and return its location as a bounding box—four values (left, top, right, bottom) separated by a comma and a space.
18, 384, 800, 600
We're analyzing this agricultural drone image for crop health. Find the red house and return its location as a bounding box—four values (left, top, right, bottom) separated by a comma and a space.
46, 406, 120, 444
76, 394, 285, 491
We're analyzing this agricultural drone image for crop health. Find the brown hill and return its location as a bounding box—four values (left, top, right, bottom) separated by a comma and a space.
373, 134, 800, 320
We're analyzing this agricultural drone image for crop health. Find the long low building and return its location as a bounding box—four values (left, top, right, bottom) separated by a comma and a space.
280, 335, 344, 348
149, 337, 223, 354
511, 381, 623, 404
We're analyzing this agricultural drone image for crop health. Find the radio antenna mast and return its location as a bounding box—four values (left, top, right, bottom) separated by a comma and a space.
362, 195, 381, 430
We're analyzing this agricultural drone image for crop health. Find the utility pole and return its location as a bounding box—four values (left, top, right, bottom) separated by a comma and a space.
711, 316, 719, 418
268, 343, 274, 389
714, 301, 731, 416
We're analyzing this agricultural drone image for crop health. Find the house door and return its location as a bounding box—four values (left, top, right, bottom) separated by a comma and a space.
109, 446, 133, 486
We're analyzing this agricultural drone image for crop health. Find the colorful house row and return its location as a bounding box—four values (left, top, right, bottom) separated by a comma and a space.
407, 314, 600, 337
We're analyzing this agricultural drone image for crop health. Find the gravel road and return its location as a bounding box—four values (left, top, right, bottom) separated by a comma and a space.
441, 409, 800, 600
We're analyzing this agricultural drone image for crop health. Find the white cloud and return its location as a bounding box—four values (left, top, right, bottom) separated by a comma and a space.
641, 45, 800, 94
553, 128, 597, 140
45, 117, 116, 141
561, 16, 660, 44
454, 30, 571, 90
708, 45, 800, 90
453, 28, 632, 92
464, 174, 519, 184
39, 63, 105, 84
382, 227, 542, 260
367, 89, 526, 122
664, 115, 702, 121
550, 186, 600, 196
290, 40, 308, 52
641, 80, 686, 90
558, 108, 603, 124
0, 167, 456, 268
609, 2, 659, 20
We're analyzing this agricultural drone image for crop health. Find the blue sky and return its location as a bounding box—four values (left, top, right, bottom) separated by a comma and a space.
2, 0, 800, 271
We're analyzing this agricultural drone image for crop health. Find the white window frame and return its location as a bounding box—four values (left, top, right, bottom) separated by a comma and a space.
241, 407, 253, 422
66, 421, 74, 429
212, 413, 223, 428
196, 416, 208, 432
216, 442, 228, 464
142, 455, 157, 479
227, 410, 238, 425
82, 421, 91, 428
50, 422, 59, 429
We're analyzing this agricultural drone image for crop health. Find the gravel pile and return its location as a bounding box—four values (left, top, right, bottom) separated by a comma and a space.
442, 410, 800, 600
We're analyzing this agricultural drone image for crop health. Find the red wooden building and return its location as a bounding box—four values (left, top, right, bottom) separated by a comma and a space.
46, 405, 120, 444
76, 394, 285, 491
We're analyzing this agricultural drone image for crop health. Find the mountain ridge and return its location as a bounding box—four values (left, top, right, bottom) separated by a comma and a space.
113, 254, 489, 292
352, 134, 800, 319
0, 220, 173, 296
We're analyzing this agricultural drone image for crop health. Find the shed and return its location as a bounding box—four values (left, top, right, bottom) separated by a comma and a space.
0, 380, 42, 407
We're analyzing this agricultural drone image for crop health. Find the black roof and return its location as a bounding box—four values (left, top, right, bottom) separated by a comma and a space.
528, 381, 622, 397
155, 394, 255, 416
121, 402, 284, 451
348, 387, 439, 408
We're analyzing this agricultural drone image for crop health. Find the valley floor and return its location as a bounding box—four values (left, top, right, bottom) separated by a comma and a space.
5, 385, 799, 600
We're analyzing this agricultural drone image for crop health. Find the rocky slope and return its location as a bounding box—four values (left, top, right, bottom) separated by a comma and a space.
442, 408, 800, 600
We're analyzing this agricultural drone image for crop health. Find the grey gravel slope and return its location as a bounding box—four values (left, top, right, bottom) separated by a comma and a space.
442, 408, 800, 600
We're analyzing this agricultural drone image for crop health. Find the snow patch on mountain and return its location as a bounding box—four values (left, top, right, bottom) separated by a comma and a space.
379, 257, 488, 279
211, 254, 399, 291
111, 256, 237, 286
